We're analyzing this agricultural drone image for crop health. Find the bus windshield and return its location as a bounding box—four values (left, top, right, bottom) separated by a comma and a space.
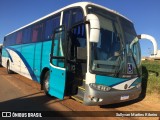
87, 6, 140, 77
121, 17, 141, 76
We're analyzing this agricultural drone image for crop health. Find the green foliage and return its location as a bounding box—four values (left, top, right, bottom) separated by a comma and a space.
142, 61, 160, 94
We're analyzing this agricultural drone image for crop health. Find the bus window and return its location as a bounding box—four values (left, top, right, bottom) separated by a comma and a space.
72, 24, 86, 47
5, 34, 16, 46
23, 27, 31, 44
71, 8, 83, 25
32, 23, 44, 42
51, 27, 66, 68
44, 15, 60, 40
3, 37, 6, 46
16, 31, 22, 44
62, 8, 83, 30
5, 36, 9, 46
4, 37, 8, 46
62, 10, 71, 30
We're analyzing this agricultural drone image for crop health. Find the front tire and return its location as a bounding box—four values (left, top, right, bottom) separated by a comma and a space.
42, 71, 50, 96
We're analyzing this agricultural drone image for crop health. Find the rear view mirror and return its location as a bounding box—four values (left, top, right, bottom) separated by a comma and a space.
130, 36, 139, 49
86, 14, 100, 43
130, 34, 158, 56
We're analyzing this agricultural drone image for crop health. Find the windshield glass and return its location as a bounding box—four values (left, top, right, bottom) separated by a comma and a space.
120, 17, 141, 75
87, 6, 141, 77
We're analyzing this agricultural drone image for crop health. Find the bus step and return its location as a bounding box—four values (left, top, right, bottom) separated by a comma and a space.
76, 86, 85, 98
71, 80, 86, 103
82, 80, 85, 87
71, 95, 83, 103
78, 86, 85, 91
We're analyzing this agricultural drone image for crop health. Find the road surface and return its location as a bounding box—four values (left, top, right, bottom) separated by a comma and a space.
0, 67, 159, 120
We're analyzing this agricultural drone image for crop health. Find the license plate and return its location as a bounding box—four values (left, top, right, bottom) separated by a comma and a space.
120, 95, 129, 100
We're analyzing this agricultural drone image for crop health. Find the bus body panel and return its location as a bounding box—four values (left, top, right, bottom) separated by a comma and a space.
49, 64, 66, 99
95, 75, 141, 90
41, 41, 52, 69
84, 82, 141, 106
96, 75, 127, 87
2, 48, 11, 67
34, 42, 43, 82
84, 73, 142, 105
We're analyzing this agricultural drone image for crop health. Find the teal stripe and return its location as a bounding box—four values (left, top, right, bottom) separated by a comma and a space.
96, 75, 128, 87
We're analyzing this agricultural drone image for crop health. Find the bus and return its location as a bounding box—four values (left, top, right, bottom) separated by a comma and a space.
0, 44, 2, 66
2, 2, 142, 105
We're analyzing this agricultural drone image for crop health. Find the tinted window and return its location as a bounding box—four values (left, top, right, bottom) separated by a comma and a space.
72, 24, 86, 47
71, 8, 83, 25
3, 37, 6, 46
62, 10, 70, 30
5, 36, 9, 46
51, 27, 66, 68
23, 27, 31, 44
32, 23, 44, 42
10, 33, 16, 46
45, 15, 60, 40
63, 8, 83, 30
5, 34, 16, 46
4, 37, 9, 46
12, 33, 17, 45
16, 31, 22, 44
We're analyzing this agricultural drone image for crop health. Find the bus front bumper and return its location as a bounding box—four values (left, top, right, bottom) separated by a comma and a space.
83, 84, 141, 106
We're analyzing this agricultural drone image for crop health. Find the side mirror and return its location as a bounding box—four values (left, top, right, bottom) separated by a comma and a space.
86, 14, 100, 43
138, 34, 158, 56
129, 36, 139, 49
130, 34, 158, 56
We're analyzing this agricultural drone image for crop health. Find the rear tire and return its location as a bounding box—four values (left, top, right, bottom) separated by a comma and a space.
42, 71, 50, 96
7, 62, 13, 74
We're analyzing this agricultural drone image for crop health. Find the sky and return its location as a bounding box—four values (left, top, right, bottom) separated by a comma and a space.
0, 0, 160, 57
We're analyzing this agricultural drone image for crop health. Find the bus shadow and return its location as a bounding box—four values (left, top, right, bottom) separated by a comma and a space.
0, 93, 73, 118
139, 66, 149, 99
100, 66, 149, 108
148, 70, 159, 77
0, 92, 70, 114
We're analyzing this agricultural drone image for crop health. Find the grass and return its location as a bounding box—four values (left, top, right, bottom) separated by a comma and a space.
142, 60, 160, 95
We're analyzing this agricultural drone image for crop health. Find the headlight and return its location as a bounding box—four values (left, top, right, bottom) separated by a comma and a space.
136, 83, 141, 88
89, 83, 111, 91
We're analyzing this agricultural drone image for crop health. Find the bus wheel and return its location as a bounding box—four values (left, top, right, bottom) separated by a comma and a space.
7, 62, 12, 74
42, 71, 50, 96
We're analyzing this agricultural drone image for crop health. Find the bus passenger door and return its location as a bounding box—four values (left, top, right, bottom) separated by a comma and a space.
49, 26, 67, 99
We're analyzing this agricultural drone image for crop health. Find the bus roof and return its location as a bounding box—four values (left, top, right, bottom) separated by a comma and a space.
6, 2, 131, 36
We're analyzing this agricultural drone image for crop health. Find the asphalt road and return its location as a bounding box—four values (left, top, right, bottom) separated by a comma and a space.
0, 67, 160, 120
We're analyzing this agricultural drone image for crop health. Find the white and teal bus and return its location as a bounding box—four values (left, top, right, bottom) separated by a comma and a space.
2, 2, 142, 105
0, 44, 2, 66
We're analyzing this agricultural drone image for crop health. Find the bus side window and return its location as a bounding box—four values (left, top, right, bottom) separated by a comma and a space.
44, 15, 60, 40
73, 24, 86, 47
6, 34, 16, 46
62, 10, 71, 30
4, 36, 9, 46
62, 8, 83, 30
71, 8, 83, 25
16, 31, 22, 44
23, 27, 31, 44
32, 23, 44, 42
3, 37, 6, 46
